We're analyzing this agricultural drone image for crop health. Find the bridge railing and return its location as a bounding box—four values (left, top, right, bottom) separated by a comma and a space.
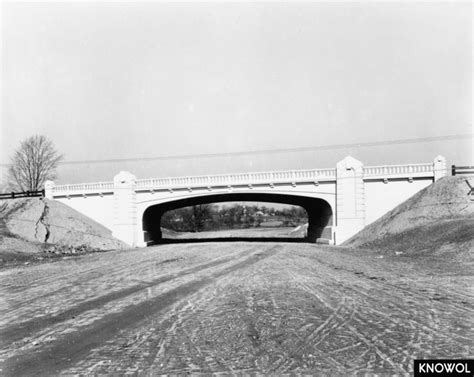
363, 163, 434, 178
135, 168, 336, 190
53, 181, 114, 194
50, 161, 440, 196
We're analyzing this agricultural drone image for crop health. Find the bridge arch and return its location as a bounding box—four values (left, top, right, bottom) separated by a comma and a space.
141, 192, 333, 245
46, 155, 445, 246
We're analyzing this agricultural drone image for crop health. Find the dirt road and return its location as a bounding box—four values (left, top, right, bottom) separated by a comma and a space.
1, 243, 473, 375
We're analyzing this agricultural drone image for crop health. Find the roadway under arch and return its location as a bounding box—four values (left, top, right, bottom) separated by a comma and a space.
142, 193, 333, 245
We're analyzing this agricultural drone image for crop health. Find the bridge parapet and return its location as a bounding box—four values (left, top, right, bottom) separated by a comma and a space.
52, 181, 114, 196
50, 160, 445, 198
135, 168, 337, 190
363, 162, 435, 180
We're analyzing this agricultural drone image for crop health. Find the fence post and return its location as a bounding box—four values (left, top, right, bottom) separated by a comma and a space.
11, 192, 14, 199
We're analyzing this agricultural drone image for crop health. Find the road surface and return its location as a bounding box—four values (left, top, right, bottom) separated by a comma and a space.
1, 243, 473, 375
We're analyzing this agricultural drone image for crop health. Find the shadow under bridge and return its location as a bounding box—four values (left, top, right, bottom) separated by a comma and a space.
142, 193, 333, 245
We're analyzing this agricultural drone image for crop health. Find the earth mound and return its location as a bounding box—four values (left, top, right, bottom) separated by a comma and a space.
0, 197, 128, 252
343, 176, 474, 256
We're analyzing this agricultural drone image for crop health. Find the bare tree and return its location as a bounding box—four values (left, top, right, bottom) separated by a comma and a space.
8, 135, 63, 192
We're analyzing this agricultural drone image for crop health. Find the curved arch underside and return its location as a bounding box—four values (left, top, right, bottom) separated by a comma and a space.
142, 193, 333, 245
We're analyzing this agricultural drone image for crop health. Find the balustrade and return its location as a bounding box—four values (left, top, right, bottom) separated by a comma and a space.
131, 168, 336, 190
363, 163, 432, 177
50, 162, 436, 196
53, 181, 114, 192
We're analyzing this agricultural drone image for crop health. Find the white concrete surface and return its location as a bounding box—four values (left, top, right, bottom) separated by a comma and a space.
46, 156, 447, 246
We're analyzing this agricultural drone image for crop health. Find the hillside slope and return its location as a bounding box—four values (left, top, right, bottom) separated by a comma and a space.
343, 176, 474, 256
1, 197, 127, 251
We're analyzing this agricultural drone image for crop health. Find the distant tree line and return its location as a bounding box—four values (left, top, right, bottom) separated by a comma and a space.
161, 204, 308, 233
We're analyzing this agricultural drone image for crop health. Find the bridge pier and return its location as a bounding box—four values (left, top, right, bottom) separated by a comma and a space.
335, 156, 366, 244
434, 155, 447, 181
112, 171, 138, 246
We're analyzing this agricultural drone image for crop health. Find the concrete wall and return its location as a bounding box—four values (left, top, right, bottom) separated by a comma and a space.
55, 195, 115, 231
364, 179, 433, 226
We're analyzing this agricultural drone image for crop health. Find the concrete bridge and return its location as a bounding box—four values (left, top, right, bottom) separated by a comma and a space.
44, 155, 447, 247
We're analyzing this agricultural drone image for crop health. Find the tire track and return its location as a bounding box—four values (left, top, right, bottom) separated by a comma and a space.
147, 246, 282, 374
339, 283, 452, 361
144, 297, 215, 373
2, 245, 279, 377
285, 268, 407, 375
3, 243, 471, 375
0, 248, 251, 346
1, 245, 242, 312
290, 250, 471, 367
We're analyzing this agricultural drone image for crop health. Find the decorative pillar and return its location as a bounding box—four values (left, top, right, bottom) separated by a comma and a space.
112, 171, 137, 247
335, 156, 366, 244
44, 180, 55, 199
433, 155, 447, 181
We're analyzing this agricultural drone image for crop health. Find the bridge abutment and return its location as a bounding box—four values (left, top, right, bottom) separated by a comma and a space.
305, 201, 333, 243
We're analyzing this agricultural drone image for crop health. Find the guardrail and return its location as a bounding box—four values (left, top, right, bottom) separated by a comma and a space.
452, 165, 474, 176
0, 190, 44, 199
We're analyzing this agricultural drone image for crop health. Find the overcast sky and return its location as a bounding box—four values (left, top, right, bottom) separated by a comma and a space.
1, 1, 472, 183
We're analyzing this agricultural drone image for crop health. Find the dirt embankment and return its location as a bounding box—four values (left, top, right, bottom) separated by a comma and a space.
344, 176, 474, 257
0, 198, 127, 264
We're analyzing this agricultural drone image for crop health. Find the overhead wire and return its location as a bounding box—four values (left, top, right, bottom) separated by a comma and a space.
0, 132, 472, 167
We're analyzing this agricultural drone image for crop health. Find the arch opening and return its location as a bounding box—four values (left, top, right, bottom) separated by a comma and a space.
142, 193, 333, 245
